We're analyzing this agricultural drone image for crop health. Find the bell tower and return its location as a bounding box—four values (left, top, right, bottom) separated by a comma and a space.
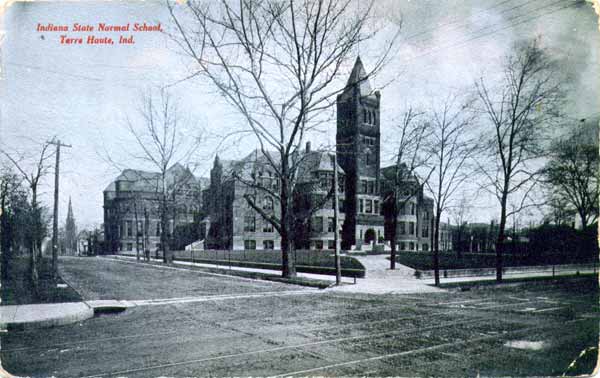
336, 57, 382, 249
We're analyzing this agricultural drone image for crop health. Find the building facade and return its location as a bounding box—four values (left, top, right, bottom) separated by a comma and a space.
201, 57, 436, 252
103, 164, 203, 254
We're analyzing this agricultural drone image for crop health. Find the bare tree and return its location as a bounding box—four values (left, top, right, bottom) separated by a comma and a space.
0, 169, 26, 278
168, 0, 400, 277
382, 107, 432, 269
124, 88, 202, 264
544, 119, 598, 228
450, 194, 472, 258
424, 95, 478, 286
0, 142, 54, 284
476, 37, 563, 282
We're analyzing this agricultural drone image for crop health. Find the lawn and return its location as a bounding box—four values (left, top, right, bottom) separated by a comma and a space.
1, 257, 82, 305
397, 251, 598, 271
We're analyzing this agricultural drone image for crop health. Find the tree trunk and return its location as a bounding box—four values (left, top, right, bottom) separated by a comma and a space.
456, 227, 462, 259
280, 194, 296, 278
433, 214, 440, 286
496, 193, 508, 282
30, 190, 39, 287
161, 212, 170, 263
390, 206, 397, 270
279, 157, 296, 278
1, 192, 10, 280
134, 201, 140, 261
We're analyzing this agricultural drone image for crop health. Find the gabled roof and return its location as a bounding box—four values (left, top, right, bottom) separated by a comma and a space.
104, 164, 202, 193
214, 148, 344, 185
296, 151, 345, 183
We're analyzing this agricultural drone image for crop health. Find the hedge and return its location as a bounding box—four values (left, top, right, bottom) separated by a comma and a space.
120, 249, 365, 278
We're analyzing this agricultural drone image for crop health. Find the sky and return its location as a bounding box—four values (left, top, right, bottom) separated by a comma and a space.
0, 0, 598, 230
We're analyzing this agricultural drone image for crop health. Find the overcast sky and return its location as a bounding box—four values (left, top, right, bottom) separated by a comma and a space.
1, 0, 598, 230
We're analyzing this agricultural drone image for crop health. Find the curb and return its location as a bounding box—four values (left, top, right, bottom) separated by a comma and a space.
0, 302, 94, 331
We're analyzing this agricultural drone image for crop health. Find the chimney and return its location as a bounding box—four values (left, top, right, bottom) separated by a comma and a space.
305, 141, 311, 152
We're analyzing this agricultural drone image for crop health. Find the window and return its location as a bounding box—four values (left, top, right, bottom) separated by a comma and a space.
365, 200, 372, 214
422, 243, 429, 251
410, 203, 415, 215
244, 240, 256, 250
155, 222, 161, 237
263, 196, 274, 211
315, 240, 323, 250
399, 221, 406, 235
244, 215, 256, 232
409, 222, 415, 235
361, 180, 368, 194
399, 203, 407, 215
409, 242, 415, 251
263, 240, 274, 250
327, 217, 335, 232
374, 200, 380, 215
422, 226, 429, 238
368, 181, 375, 194
359, 199, 364, 213
338, 199, 345, 213
127, 243, 133, 251
328, 240, 336, 250
263, 222, 273, 233
311, 217, 323, 233
362, 136, 376, 146
126, 220, 133, 238
400, 242, 406, 251
137, 221, 144, 236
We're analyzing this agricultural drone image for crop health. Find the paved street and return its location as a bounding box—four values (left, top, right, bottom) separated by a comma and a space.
1, 256, 598, 377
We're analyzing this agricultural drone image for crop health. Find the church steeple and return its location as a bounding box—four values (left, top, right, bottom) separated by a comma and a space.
65, 196, 77, 254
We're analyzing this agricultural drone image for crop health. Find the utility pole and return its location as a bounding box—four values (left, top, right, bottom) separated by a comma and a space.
48, 138, 71, 279
390, 166, 399, 270
332, 153, 341, 285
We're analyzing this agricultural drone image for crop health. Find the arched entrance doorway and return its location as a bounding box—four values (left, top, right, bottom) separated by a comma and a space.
364, 228, 376, 244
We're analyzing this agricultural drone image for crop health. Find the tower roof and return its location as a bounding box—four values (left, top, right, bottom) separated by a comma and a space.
344, 56, 374, 98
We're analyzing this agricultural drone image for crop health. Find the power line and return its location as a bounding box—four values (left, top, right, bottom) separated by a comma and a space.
398, 0, 574, 68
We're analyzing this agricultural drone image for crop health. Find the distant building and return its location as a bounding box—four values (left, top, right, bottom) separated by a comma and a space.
103, 164, 204, 254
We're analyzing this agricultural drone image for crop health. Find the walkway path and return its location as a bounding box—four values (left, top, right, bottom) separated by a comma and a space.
329, 254, 441, 294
